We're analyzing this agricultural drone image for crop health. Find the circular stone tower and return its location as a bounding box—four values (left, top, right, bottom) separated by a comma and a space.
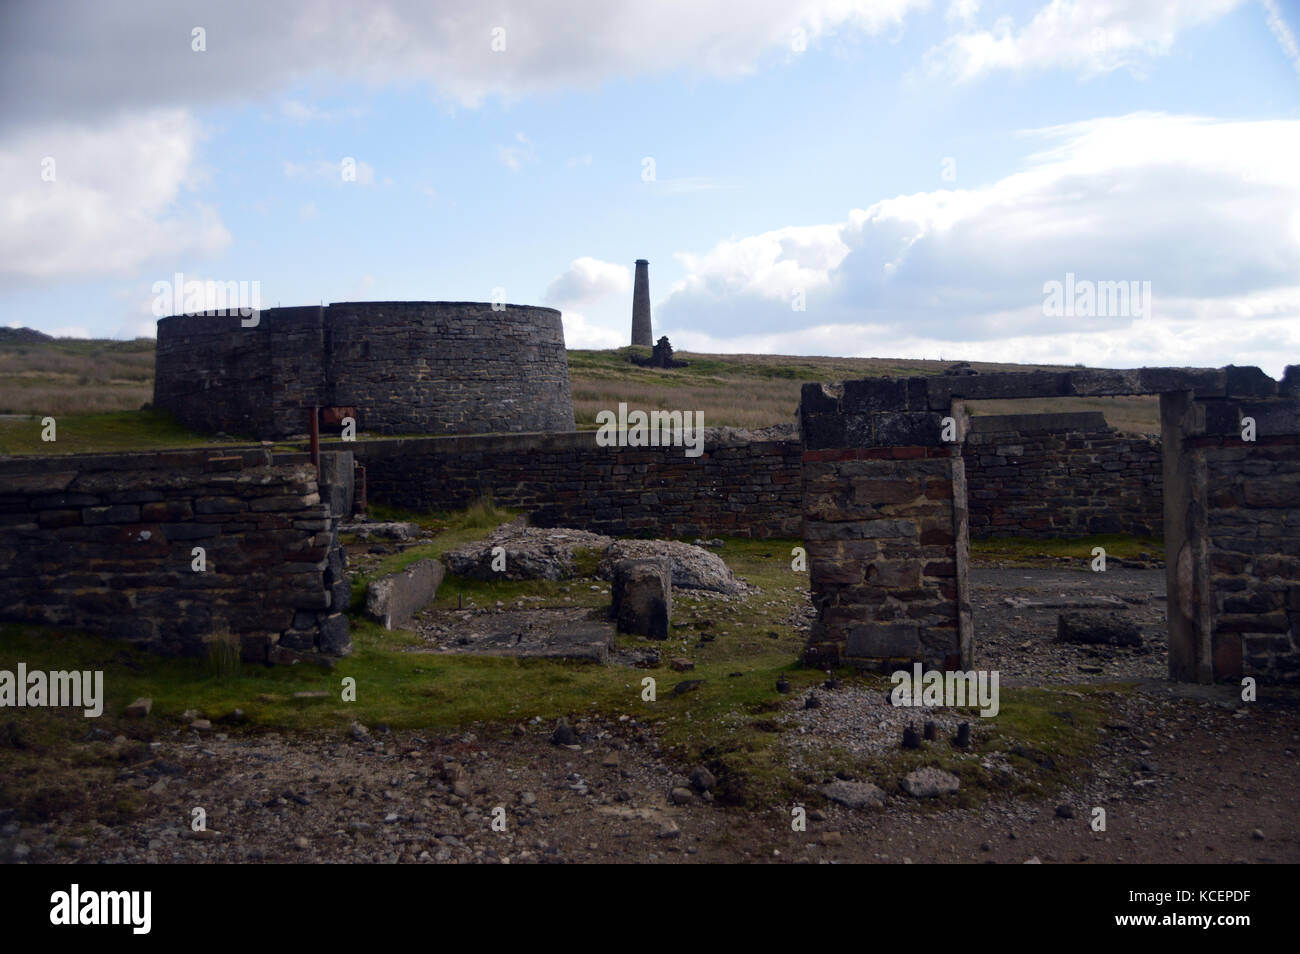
154, 301, 576, 440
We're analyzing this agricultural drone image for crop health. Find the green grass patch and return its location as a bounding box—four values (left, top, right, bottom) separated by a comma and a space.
0, 409, 235, 457
971, 533, 1163, 566
0, 513, 1131, 819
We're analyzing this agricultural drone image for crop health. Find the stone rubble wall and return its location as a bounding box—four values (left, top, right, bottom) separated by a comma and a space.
0, 448, 353, 662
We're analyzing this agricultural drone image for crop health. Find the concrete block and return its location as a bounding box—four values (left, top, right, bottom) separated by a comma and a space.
364, 558, 445, 630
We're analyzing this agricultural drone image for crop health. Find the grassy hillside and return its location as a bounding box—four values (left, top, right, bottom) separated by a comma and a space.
571, 346, 1160, 433
0, 332, 1160, 456
0, 332, 154, 415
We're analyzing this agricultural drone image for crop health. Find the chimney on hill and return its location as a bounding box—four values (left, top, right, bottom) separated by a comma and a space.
631, 259, 652, 347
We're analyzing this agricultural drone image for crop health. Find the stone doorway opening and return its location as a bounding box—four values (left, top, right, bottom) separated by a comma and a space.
957, 400, 1167, 684
799, 365, 1300, 685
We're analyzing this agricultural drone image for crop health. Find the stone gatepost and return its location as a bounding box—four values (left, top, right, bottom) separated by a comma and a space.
1168, 365, 1300, 683
799, 377, 972, 671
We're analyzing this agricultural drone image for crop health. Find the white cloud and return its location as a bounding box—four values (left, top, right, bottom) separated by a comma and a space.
658, 113, 1300, 377
926, 0, 1244, 81
946, 0, 979, 24
497, 132, 535, 172
560, 309, 625, 349
0, 1, 930, 125
544, 257, 633, 308
1262, 0, 1300, 76
277, 99, 364, 123
0, 110, 230, 285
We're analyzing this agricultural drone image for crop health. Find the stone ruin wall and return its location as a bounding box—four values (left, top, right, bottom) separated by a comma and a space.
350, 430, 803, 540
800, 365, 1300, 683
344, 416, 1160, 544
0, 448, 355, 663
153, 301, 575, 440
962, 411, 1162, 539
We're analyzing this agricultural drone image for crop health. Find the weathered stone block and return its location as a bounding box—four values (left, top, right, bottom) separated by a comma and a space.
846, 623, 919, 658
1224, 365, 1278, 398
363, 558, 444, 630
317, 613, 351, 655
842, 378, 908, 414
611, 557, 671, 638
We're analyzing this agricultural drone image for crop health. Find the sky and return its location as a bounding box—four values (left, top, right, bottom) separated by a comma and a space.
1, 0, 1298, 375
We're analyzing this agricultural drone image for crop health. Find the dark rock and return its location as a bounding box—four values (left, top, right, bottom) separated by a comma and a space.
689, 765, 716, 792
611, 557, 671, 638
550, 719, 578, 746
1057, 611, 1142, 647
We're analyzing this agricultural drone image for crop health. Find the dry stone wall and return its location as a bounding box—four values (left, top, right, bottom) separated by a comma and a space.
961, 411, 1162, 538
349, 430, 802, 539
0, 448, 353, 662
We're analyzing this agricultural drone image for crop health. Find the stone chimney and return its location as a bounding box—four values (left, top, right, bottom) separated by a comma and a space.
631, 259, 652, 347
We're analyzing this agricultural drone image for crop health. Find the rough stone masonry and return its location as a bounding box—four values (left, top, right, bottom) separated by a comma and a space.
800, 365, 1300, 683
0, 448, 355, 662
154, 301, 575, 441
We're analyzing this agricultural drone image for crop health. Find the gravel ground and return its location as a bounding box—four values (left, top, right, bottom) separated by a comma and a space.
5, 565, 1295, 864
972, 567, 1168, 684
4, 683, 1294, 864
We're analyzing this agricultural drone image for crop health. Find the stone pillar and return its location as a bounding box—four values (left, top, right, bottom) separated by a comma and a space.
631, 259, 652, 347
799, 377, 972, 671
1188, 371, 1300, 683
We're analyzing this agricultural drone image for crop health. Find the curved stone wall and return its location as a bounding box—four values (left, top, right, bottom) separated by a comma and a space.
154, 301, 575, 439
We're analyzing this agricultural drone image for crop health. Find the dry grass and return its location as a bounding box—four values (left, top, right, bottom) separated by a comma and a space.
0, 337, 154, 415
573, 379, 802, 430
571, 348, 1161, 432
965, 395, 1161, 434
0, 334, 1162, 436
